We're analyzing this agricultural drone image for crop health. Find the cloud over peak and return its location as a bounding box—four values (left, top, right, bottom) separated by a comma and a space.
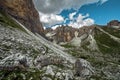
39, 12, 64, 27
68, 13, 94, 28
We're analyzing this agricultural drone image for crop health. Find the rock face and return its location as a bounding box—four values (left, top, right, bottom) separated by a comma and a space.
46, 26, 78, 43
75, 59, 94, 77
55, 26, 77, 42
0, 0, 44, 35
45, 25, 95, 43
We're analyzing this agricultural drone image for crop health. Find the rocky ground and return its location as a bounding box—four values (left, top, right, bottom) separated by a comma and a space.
0, 9, 95, 80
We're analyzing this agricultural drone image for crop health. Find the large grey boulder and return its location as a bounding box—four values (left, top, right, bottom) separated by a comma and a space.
75, 58, 94, 78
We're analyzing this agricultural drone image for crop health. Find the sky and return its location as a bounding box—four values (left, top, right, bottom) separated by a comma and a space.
34, 0, 120, 29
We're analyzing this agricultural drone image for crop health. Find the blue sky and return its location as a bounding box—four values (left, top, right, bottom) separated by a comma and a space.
60, 0, 120, 25
34, 0, 120, 28
78, 0, 120, 25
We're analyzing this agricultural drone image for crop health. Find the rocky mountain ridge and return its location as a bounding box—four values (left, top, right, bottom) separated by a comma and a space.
45, 20, 120, 44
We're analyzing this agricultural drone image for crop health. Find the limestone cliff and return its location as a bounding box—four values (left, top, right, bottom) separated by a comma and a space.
0, 0, 44, 35
46, 25, 95, 43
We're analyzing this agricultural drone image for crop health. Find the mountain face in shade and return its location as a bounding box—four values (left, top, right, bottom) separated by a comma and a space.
0, 0, 44, 35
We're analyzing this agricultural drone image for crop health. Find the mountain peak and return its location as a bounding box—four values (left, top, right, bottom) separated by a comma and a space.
107, 20, 120, 28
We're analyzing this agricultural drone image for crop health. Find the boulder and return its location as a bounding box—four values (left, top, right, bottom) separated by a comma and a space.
75, 58, 94, 77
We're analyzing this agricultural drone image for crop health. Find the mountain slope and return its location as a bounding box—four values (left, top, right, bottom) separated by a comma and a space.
59, 25, 120, 80
0, 8, 95, 80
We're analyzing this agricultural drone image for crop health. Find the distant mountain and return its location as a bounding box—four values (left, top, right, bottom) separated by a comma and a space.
45, 20, 120, 44
107, 20, 120, 28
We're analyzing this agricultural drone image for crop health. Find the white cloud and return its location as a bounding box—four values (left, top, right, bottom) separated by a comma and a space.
68, 13, 94, 28
100, 0, 108, 4
34, 0, 108, 14
76, 14, 89, 23
49, 13, 94, 29
83, 18, 94, 26
69, 12, 77, 20
51, 25, 62, 30
39, 12, 64, 27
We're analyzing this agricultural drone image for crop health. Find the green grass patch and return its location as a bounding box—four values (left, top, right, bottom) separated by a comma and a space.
94, 28, 120, 54
102, 27, 120, 38
0, 69, 44, 80
0, 10, 28, 33
60, 44, 74, 48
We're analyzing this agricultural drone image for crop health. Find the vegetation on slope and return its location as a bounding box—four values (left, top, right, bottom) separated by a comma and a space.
94, 28, 120, 54
102, 27, 120, 38
0, 10, 28, 33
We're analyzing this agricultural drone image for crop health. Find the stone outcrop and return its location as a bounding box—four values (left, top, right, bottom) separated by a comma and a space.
0, 0, 44, 35
75, 58, 94, 77
45, 26, 78, 43
54, 26, 77, 42
45, 25, 96, 43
